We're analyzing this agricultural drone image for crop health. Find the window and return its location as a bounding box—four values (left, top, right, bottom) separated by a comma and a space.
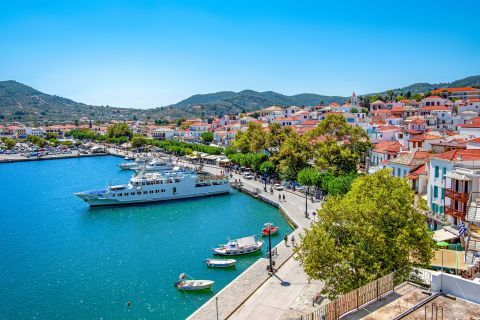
434, 186, 438, 198
434, 166, 439, 178
442, 167, 446, 179
143, 191, 147, 194
137, 192, 141, 195
397, 168, 401, 176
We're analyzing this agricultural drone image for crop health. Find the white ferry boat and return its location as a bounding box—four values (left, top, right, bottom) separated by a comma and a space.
75, 169, 230, 207
135, 159, 174, 173
118, 157, 151, 170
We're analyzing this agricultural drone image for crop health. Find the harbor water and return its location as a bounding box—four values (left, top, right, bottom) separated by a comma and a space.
0, 156, 293, 319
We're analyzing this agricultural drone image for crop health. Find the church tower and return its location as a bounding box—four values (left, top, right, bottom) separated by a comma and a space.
351, 92, 358, 106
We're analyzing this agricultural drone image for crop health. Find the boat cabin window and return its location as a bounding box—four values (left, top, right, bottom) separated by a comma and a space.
173, 187, 177, 194
137, 191, 141, 195
143, 191, 147, 194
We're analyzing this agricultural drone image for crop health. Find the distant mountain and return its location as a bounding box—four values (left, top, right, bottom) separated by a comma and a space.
0, 80, 147, 123
1, 75, 479, 123
162, 90, 347, 117
371, 75, 480, 96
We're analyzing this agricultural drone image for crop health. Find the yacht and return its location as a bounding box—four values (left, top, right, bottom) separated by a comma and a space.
213, 236, 263, 256
118, 157, 151, 170
75, 169, 230, 207
135, 159, 174, 173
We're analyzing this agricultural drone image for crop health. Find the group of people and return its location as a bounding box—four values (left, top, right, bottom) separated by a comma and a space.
284, 235, 295, 247
278, 194, 286, 202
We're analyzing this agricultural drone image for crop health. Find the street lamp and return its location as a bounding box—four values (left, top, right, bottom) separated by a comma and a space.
305, 186, 309, 218
265, 222, 274, 273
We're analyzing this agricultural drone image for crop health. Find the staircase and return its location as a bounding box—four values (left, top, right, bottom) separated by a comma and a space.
465, 194, 480, 265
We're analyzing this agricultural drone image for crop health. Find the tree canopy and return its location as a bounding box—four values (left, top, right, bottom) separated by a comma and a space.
200, 131, 214, 143
106, 123, 133, 140
295, 169, 435, 299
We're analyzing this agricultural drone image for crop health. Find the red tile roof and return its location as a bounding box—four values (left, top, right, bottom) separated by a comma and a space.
391, 106, 406, 112
373, 141, 402, 153
431, 149, 480, 161
431, 87, 478, 94
420, 105, 451, 111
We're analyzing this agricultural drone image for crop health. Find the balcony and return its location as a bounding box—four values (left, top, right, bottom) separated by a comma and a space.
445, 189, 469, 202
445, 205, 466, 220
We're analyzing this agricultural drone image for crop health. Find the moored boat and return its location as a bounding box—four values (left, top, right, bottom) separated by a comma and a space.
205, 258, 237, 268
174, 273, 214, 291
262, 224, 279, 236
213, 236, 263, 256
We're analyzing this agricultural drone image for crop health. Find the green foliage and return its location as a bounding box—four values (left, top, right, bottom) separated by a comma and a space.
259, 161, 276, 175
1, 137, 17, 149
297, 167, 319, 188
307, 114, 372, 175
319, 171, 357, 195
295, 170, 435, 299
106, 123, 133, 140
45, 132, 58, 140
275, 131, 313, 181
232, 122, 267, 153
147, 139, 222, 156
228, 152, 268, 171
350, 107, 358, 113
131, 135, 147, 148
224, 146, 237, 156
200, 131, 214, 143
27, 135, 47, 147
68, 128, 99, 140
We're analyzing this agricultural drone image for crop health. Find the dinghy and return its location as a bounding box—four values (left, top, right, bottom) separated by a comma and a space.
174, 273, 214, 291
205, 258, 237, 268
262, 224, 279, 236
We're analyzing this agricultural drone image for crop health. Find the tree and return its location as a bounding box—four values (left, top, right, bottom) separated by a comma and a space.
297, 167, 319, 217
307, 114, 372, 175
27, 135, 47, 147
260, 160, 276, 191
295, 170, 435, 299
266, 123, 292, 157
274, 131, 313, 181
200, 131, 214, 144
106, 123, 133, 140
1, 137, 16, 149
131, 135, 147, 149
232, 122, 267, 153
45, 132, 58, 140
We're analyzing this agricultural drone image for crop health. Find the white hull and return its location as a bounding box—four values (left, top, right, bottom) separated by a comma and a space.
75, 170, 231, 207
206, 259, 237, 268
77, 188, 230, 207
176, 280, 215, 291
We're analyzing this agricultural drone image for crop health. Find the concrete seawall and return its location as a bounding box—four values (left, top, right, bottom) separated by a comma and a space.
0, 152, 109, 164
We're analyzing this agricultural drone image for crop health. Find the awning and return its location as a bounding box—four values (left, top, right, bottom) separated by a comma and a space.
430, 249, 467, 271
433, 228, 459, 242
445, 172, 471, 181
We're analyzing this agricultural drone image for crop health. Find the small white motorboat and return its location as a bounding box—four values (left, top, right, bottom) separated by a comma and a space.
174, 273, 214, 291
213, 236, 263, 256
205, 258, 237, 268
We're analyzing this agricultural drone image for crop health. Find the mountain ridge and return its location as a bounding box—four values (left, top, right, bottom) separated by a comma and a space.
1, 75, 479, 123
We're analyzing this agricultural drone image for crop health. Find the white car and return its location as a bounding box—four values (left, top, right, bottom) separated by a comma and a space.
243, 174, 254, 180
274, 184, 284, 191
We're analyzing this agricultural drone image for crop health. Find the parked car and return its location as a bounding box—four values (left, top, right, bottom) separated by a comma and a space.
274, 183, 284, 191
243, 174, 254, 180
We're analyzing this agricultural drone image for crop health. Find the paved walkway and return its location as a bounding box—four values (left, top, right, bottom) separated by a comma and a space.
109, 150, 325, 320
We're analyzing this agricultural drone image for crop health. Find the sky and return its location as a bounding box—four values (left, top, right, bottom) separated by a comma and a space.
1, 0, 479, 108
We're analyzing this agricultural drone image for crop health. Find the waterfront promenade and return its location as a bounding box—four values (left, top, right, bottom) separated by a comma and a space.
183, 163, 324, 320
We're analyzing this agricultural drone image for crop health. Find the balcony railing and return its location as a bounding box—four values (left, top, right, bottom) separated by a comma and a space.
445, 205, 466, 220
445, 189, 469, 202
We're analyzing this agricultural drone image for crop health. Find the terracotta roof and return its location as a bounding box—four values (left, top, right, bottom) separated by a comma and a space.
300, 120, 319, 126
408, 133, 442, 142
431, 87, 478, 94
467, 137, 480, 143
391, 106, 406, 112
423, 95, 442, 99
431, 149, 480, 161
458, 123, 480, 128
420, 105, 451, 111
373, 109, 391, 114
373, 141, 402, 153
390, 151, 430, 166
377, 125, 401, 132
410, 118, 426, 125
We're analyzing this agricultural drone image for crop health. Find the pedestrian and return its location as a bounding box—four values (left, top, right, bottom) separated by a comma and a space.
291, 235, 296, 247
284, 235, 288, 246
282, 194, 285, 201
278, 194, 281, 202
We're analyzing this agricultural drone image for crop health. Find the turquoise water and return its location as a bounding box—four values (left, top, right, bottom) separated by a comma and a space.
0, 156, 293, 319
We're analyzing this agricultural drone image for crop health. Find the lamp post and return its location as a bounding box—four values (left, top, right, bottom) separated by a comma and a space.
305, 186, 309, 218
265, 222, 273, 273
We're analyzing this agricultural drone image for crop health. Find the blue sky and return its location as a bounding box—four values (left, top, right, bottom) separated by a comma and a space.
1, 0, 479, 108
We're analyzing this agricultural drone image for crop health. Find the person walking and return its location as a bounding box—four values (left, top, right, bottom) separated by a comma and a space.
282, 194, 285, 201
283, 235, 288, 246
291, 235, 296, 247
278, 194, 281, 202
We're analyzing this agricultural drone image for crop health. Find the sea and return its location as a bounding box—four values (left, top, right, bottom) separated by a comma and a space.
0, 155, 292, 319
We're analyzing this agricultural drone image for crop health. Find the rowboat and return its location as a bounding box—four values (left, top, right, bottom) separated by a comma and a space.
205, 258, 237, 268
213, 236, 263, 256
174, 273, 214, 291
262, 224, 279, 236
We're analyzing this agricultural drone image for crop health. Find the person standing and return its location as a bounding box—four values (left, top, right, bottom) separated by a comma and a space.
291, 235, 296, 247
282, 194, 285, 201
278, 194, 281, 202
283, 235, 288, 246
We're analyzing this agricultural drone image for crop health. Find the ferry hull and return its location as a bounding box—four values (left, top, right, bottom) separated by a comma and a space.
76, 189, 230, 207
